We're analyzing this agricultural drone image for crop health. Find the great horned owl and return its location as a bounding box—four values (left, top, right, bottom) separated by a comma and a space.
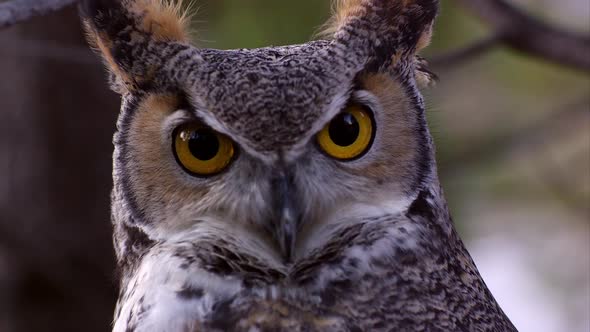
80, 0, 517, 331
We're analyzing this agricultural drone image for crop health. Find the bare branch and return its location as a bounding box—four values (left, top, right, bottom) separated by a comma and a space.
441, 96, 590, 178
0, 0, 78, 29
455, 0, 590, 72
430, 33, 503, 69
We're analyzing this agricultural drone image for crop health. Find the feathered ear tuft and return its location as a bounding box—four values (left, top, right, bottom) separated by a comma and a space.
317, 0, 365, 39
80, 0, 194, 93
136, 0, 193, 42
319, 0, 439, 77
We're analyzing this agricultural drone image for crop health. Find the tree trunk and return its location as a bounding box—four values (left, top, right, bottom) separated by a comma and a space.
0, 5, 118, 332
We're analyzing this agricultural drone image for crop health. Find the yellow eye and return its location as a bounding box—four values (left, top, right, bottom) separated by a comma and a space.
317, 105, 375, 160
173, 124, 235, 176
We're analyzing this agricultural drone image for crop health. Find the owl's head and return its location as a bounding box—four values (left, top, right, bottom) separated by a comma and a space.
81, 0, 439, 264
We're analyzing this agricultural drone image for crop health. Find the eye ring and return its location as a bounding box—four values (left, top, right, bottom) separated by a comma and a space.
317, 104, 376, 161
172, 123, 236, 176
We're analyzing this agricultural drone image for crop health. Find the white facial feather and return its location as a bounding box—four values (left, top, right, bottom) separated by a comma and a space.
298, 194, 415, 260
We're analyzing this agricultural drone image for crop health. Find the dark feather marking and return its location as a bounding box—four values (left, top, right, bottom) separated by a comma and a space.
177, 287, 204, 300
407, 189, 435, 221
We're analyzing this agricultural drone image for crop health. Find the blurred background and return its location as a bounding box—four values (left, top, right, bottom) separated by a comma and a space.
0, 0, 588, 331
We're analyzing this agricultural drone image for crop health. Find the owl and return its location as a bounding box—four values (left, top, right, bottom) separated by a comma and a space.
80, 0, 517, 331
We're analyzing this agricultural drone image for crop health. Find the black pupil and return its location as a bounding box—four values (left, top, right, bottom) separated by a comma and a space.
329, 112, 360, 147
187, 129, 220, 161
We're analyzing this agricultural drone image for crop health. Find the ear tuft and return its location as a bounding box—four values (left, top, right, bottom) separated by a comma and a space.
80, 0, 195, 93
317, 0, 365, 38
81, 0, 193, 43
138, 0, 194, 42
319, 0, 438, 42
320, 0, 439, 81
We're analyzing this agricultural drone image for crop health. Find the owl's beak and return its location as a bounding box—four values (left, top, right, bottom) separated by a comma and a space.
269, 168, 301, 263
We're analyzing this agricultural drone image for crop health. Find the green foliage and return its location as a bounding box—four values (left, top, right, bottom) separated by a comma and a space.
193, 0, 330, 49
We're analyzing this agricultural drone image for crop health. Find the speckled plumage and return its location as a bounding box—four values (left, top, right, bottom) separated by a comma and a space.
81, 0, 517, 331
